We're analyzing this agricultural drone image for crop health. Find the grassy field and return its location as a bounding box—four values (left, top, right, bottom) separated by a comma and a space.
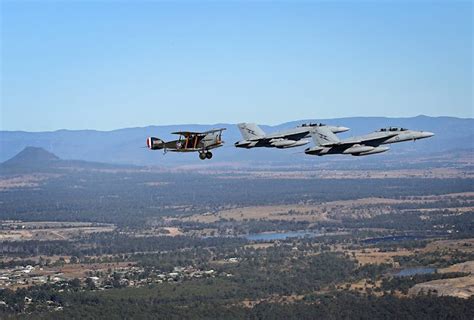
180, 192, 474, 223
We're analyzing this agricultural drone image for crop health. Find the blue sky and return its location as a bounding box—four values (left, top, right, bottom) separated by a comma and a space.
1, 1, 472, 131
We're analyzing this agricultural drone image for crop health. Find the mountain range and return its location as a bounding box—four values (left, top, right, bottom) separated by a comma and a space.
1, 115, 472, 166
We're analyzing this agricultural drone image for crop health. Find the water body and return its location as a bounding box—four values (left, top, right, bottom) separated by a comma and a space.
244, 231, 319, 241
395, 267, 436, 277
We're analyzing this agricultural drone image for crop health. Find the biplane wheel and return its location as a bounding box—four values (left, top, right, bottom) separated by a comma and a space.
199, 152, 207, 160
206, 152, 213, 159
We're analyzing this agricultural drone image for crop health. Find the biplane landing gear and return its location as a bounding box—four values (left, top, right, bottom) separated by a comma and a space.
199, 151, 213, 160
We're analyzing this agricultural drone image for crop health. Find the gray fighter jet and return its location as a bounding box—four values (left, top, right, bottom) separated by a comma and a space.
305, 126, 434, 156
235, 123, 349, 149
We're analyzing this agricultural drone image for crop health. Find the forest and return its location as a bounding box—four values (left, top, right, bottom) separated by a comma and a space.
1, 166, 472, 226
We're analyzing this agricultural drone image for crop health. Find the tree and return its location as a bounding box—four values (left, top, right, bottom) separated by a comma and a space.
85, 278, 96, 290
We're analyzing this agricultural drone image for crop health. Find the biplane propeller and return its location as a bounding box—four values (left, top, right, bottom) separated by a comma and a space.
146, 128, 226, 160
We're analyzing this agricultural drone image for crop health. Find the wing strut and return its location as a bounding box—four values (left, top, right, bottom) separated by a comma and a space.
194, 134, 199, 149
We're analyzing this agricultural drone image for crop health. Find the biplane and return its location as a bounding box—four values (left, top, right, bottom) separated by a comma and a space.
146, 128, 226, 160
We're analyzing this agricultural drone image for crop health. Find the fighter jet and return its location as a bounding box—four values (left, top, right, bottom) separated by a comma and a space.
235, 123, 349, 149
305, 126, 434, 156
146, 128, 225, 160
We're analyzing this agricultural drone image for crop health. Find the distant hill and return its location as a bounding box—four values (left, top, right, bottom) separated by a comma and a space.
1, 116, 473, 166
0, 146, 135, 174
2, 146, 60, 167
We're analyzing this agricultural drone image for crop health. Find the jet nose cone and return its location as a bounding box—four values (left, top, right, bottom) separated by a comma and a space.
338, 126, 350, 132
422, 131, 435, 138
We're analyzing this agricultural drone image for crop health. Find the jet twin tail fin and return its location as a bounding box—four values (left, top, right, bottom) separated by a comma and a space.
311, 126, 341, 146
237, 123, 266, 140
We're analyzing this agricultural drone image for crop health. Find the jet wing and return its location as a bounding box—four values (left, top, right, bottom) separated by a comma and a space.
312, 128, 399, 147
264, 130, 309, 142
335, 132, 399, 146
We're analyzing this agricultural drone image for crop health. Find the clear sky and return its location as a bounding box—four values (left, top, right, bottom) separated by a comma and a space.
1, 1, 472, 131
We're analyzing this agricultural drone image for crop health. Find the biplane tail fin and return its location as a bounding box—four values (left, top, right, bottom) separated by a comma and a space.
237, 123, 266, 140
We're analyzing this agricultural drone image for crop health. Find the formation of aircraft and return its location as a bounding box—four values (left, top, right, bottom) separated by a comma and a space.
146, 123, 434, 160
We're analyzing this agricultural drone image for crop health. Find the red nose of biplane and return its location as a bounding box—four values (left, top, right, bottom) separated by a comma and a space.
146, 137, 152, 149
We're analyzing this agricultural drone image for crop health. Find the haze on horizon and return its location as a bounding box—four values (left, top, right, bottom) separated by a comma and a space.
1, 1, 472, 132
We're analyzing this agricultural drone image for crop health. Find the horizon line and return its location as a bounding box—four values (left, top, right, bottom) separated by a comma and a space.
1, 114, 473, 133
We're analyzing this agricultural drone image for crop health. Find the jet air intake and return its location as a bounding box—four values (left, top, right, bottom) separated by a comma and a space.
270, 139, 310, 148
304, 146, 324, 155
235, 140, 257, 148
343, 145, 374, 154
352, 146, 390, 156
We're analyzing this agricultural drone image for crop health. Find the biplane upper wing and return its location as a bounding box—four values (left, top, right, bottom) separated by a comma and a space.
202, 128, 226, 134
171, 128, 226, 137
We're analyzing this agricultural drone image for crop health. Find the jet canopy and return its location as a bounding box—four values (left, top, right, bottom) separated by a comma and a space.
299, 123, 326, 127
378, 127, 408, 132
